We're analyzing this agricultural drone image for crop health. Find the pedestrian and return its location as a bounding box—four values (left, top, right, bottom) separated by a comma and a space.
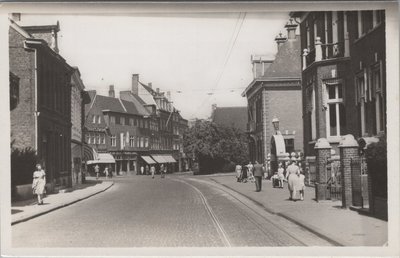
277, 163, 285, 188
253, 161, 264, 192
235, 164, 242, 182
146, 165, 150, 176
32, 163, 46, 205
95, 164, 100, 180
160, 164, 165, 178
241, 163, 248, 183
247, 161, 255, 183
150, 165, 155, 179
140, 165, 144, 175
109, 167, 113, 178
286, 160, 300, 200
104, 167, 109, 178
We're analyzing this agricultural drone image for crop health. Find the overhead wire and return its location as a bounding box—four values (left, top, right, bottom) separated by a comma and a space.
190, 12, 247, 118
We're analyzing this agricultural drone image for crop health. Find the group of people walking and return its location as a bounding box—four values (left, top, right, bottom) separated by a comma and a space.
140, 164, 167, 179
235, 161, 265, 192
236, 160, 305, 201
94, 164, 113, 180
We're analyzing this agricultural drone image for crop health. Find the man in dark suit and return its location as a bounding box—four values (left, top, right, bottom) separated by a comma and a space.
253, 161, 264, 192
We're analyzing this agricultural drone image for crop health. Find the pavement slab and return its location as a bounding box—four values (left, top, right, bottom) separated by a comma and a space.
208, 173, 388, 246
11, 179, 114, 225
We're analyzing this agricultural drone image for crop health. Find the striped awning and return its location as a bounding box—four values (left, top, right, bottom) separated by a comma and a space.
87, 153, 116, 165
83, 144, 98, 161
151, 155, 168, 163
141, 156, 156, 164
162, 155, 177, 163
151, 155, 177, 163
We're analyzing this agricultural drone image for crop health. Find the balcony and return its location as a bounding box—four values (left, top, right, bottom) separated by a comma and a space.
303, 37, 347, 69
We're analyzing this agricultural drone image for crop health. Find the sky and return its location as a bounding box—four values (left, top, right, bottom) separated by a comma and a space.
20, 12, 290, 120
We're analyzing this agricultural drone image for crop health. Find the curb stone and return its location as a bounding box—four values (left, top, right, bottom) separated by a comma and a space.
11, 182, 114, 226
210, 178, 346, 246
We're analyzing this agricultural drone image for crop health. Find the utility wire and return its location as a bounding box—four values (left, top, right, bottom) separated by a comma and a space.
190, 12, 246, 118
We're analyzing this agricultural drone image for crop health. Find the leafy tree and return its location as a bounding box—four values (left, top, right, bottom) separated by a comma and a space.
183, 120, 249, 173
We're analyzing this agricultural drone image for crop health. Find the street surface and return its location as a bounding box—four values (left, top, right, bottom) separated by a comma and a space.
12, 175, 332, 247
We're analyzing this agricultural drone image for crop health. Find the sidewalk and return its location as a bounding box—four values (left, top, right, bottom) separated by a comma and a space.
209, 173, 387, 246
12, 180, 114, 225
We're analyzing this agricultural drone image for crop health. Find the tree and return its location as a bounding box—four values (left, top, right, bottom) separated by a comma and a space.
183, 120, 249, 174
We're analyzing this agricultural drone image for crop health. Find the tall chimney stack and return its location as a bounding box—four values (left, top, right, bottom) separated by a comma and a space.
167, 91, 171, 101
109, 85, 115, 98
275, 32, 287, 50
148, 82, 152, 89
285, 18, 298, 40
131, 74, 139, 95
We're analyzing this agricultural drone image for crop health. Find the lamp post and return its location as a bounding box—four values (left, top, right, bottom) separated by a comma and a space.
272, 116, 280, 134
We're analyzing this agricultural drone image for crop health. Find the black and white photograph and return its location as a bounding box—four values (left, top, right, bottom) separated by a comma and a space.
1, 1, 399, 257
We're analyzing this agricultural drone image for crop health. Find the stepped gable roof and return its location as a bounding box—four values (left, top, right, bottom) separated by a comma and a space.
212, 106, 248, 132
261, 35, 301, 79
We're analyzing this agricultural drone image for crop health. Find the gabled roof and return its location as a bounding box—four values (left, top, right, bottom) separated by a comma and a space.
211, 106, 248, 132
95, 95, 126, 113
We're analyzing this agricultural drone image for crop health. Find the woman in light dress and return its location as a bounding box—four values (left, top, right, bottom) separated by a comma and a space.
277, 163, 285, 188
235, 164, 242, 182
32, 164, 46, 205
286, 161, 300, 200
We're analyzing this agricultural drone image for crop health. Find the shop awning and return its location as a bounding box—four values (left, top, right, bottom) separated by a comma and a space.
151, 155, 168, 163
141, 156, 156, 164
87, 153, 116, 165
162, 155, 177, 163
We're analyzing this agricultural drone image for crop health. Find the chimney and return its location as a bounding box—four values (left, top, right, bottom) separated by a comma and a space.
132, 74, 139, 95
275, 32, 287, 50
10, 13, 21, 21
156, 88, 160, 94
148, 82, 152, 89
285, 18, 298, 40
109, 85, 115, 98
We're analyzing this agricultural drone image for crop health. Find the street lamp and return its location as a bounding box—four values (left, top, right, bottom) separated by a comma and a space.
272, 116, 280, 134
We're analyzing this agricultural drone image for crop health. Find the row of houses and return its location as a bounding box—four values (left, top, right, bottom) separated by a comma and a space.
9, 14, 188, 200
84, 76, 189, 176
242, 10, 386, 218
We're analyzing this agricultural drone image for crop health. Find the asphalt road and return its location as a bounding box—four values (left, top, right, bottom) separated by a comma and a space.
12, 175, 332, 247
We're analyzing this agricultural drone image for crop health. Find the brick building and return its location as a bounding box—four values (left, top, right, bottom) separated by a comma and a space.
291, 10, 386, 215
291, 10, 386, 156
9, 18, 73, 190
71, 67, 90, 186
84, 86, 152, 175
241, 19, 303, 171
120, 74, 189, 172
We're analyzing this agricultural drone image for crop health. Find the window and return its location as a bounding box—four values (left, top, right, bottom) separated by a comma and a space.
90, 133, 95, 144
92, 115, 96, 124
110, 116, 116, 124
96, 134, 101, 144
129, 136, 135, 147
356, 73, 367, 135
325, 83, 346, 137
120, 117, 125, 125
116, 116, 120, 125
129, 118, 134, 126
101, 134, 105, 144
111, 135, 116, 147
86, 134, 91, 144
145, 137, 149, 148
97, 116, 101, 124
372, 66, 385, 133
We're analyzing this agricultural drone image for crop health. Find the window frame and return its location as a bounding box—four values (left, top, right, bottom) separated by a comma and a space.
324, 82, 345, 139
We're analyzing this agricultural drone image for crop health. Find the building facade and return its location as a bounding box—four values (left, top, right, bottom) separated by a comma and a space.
71, 68, 90, 186
120, 74, 189, 173
10, 19, 73, 190
291, 10, 386, 156
242, 19, 303, 170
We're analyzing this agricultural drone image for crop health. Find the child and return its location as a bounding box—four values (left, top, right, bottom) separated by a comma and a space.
271, 172, 279, 188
